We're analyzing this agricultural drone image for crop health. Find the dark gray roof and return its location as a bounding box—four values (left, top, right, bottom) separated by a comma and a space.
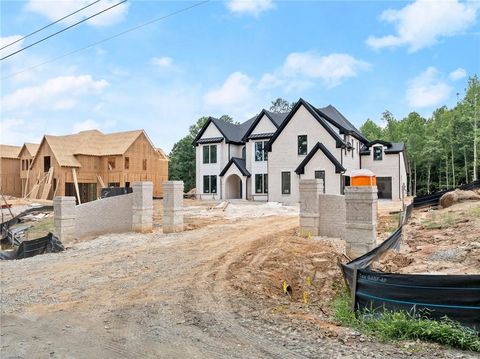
264, 110, 289, 126
248, 132, 275, 140
316, 105, 368, 143
219, 157, 251, 177
295, 142, 346, 175
196, 137, 223, 144
360, 141, 405, 155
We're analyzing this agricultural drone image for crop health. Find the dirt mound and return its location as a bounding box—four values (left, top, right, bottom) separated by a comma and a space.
373, 201, 480, 274
228, 228, 347, 317
439, 189, 480, 208
372, 251, 414, 272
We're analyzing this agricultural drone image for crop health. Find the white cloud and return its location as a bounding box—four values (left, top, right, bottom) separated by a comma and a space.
0, 118, 46, 145
25, 0, 129, 27
449, 67, 467, 81
259, 52, 370, 90
367, 0, 479, 52
204, 72, 254, 107
203, 72, 261, 119
72, 119, 101, 133
2, 75, 109, 112
226, 0, 275, 16
151, 57, 173, 68
406, 67, 452, 108
0, 35, 24, 59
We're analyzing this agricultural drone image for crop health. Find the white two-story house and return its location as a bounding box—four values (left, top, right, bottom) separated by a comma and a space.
194, 98, 409, 203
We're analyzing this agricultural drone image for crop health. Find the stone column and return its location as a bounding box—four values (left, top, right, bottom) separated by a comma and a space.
53, 196, 76, 242
132, 181, 153, 233
162, 181, 184, 233
345, 186, 378, 258
299, 179, 323, 236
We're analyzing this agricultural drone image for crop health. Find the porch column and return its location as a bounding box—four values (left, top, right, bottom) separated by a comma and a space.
242, 177, 247, 200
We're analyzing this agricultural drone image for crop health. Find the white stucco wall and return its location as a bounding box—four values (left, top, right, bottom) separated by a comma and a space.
252, 115, 277, 134
300, 150, 341, 195
360, 146, 407, 200
268, 105, 343, 204
244, 115, 276, 201
220, 164, 247, 200
342, 134, 361, 176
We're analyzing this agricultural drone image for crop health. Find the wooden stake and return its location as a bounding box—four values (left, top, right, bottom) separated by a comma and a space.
72, 168, 81, 204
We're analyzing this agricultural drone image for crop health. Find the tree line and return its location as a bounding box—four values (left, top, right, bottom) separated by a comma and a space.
169, 77, 479, 196
360, 76, 479, 196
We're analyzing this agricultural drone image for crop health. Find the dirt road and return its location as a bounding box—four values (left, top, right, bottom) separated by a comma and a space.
1, 212, 472, 358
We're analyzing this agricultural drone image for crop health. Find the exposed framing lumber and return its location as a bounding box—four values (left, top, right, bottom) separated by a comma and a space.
40, 167, 54, 200
72, 168, 81, 204
96, 174, 105, 188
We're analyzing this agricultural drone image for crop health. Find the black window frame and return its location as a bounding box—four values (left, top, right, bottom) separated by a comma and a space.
203, 175, 217, 194
298, 135, 307, 156
203, 145, 217, 164
254, 173, 268, 194
373, 146, 383, 161
255, 141, 268, 162
281, 171, 291, 195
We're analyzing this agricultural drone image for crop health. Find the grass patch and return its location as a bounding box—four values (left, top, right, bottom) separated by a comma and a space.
24, 217, 54, 239
469, 204, 480, 217
421, 212, 459, 230
332, 289, 480, 352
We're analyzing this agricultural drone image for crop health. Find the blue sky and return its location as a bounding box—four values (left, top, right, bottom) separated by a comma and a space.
1, 0, 479, 152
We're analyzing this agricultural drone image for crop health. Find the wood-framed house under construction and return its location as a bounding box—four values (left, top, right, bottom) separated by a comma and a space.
25, 129, 169, 203
18, 143, 40, 197
0, 145, 22, 197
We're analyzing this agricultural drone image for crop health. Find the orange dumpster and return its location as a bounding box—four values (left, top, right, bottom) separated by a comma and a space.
350, 169, 376, 186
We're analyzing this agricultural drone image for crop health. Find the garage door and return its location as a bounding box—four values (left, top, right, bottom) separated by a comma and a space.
377, 177, 392, 199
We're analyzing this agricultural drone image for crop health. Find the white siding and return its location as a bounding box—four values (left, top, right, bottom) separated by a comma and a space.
268, 105, 342, 204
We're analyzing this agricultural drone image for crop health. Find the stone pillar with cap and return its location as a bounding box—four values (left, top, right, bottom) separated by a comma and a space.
162, 181, 184, 233
345, 169, 378, 258
299, 179, 323, 236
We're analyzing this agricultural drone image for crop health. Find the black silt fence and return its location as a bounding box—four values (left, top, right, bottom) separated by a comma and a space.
0, 232, 64, 260
100, 187, 132, 199
341, 181, 480, 330
413, 180, 480, 208
1, 205, 53, 241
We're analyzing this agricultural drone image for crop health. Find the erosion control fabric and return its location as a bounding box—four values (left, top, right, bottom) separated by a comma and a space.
1, 205, 53, 241
0, 232, 64, 260
342, 182, 480, 330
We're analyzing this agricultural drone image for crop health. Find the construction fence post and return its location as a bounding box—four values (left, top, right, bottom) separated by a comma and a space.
53, 196, 76, 242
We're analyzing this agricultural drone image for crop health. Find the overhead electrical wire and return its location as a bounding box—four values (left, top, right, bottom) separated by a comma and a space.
0, 0, 102, 51
1, 0, 210, 79
1, 0, 128, 61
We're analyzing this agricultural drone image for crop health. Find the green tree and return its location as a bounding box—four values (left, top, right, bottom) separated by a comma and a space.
360, 119, 384, 141
169, 115, 235, 192
270, 98, 295, 113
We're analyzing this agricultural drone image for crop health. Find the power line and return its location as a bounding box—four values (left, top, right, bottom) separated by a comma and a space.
0, 0, 102, 51
1, 0, 210, 79
1, 0, 128, 61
